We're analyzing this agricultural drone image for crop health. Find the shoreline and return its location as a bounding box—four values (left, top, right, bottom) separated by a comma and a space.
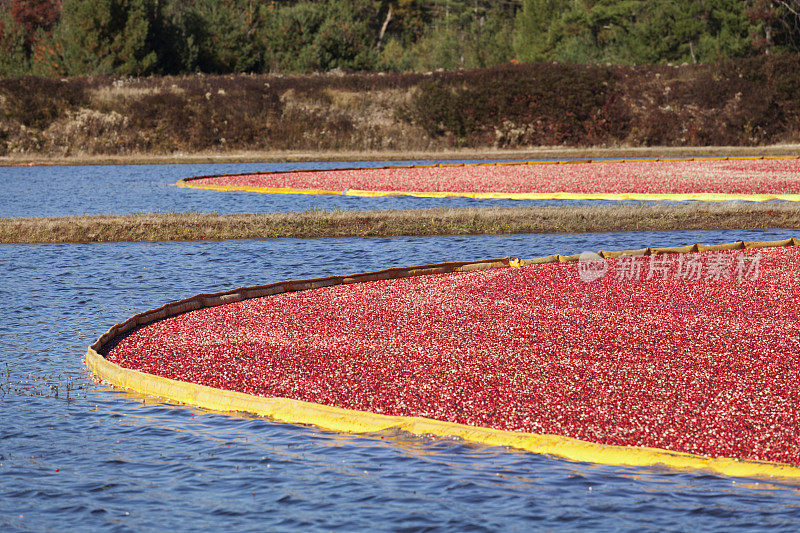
4, 203, 800, 244
3, 145, 800, 167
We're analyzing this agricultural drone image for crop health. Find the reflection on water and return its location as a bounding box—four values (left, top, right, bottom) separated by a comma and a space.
2, 229, 800, 531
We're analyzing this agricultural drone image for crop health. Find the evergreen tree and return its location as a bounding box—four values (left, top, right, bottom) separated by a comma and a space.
313, 0, 380, 70
557, 0, 643, 63
0, 7, 30, 75
376, 0, 430, 49
694, 0, 752, 60
515, 0, 752, 65
513, 0, 569, 62
159, 0, 201, 73
403, 0, 515, 70
469, 10, 515, 67
0, 0, 795, 76
262, 1, 327, 71
190, 0, 264, 73
631, 1, 707, 63
49, 0, 163, 75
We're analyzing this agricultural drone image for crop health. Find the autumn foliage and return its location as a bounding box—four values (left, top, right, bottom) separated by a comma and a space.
10, 0, 60, 44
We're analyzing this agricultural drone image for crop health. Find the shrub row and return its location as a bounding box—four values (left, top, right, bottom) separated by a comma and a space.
1, 56, 799, 156
406, 54, 800, 148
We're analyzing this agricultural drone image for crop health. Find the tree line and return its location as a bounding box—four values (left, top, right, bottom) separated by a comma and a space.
1, 0, 800, 77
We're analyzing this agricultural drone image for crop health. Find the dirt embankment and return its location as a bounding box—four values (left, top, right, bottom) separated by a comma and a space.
2, 56, 800, 161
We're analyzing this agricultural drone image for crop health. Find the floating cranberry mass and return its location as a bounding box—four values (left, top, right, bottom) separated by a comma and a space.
182, 157, 800, 199
107, 246, 800, 466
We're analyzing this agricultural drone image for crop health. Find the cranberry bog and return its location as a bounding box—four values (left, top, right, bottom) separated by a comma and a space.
178, 156, 800, 202
87, 238, 800, 481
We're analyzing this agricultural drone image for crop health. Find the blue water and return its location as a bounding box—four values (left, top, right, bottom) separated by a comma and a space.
3, 228, 800, 531
0, 159, 678, 218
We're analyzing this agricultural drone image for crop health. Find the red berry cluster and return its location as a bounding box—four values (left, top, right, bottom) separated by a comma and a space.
108, 246, 800, 465
197, 159, 800, 195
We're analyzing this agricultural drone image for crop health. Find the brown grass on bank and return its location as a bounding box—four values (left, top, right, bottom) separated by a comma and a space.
3, 57, 800, 159
3, 204, 800, 244
2, 145, 800, 167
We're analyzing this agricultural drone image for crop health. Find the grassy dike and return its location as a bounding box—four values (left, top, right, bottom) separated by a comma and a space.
3, 145, 800, 167
3, 204, 800, 244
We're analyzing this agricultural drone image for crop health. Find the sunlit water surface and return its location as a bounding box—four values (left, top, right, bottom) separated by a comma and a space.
0, 158, 695, 218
